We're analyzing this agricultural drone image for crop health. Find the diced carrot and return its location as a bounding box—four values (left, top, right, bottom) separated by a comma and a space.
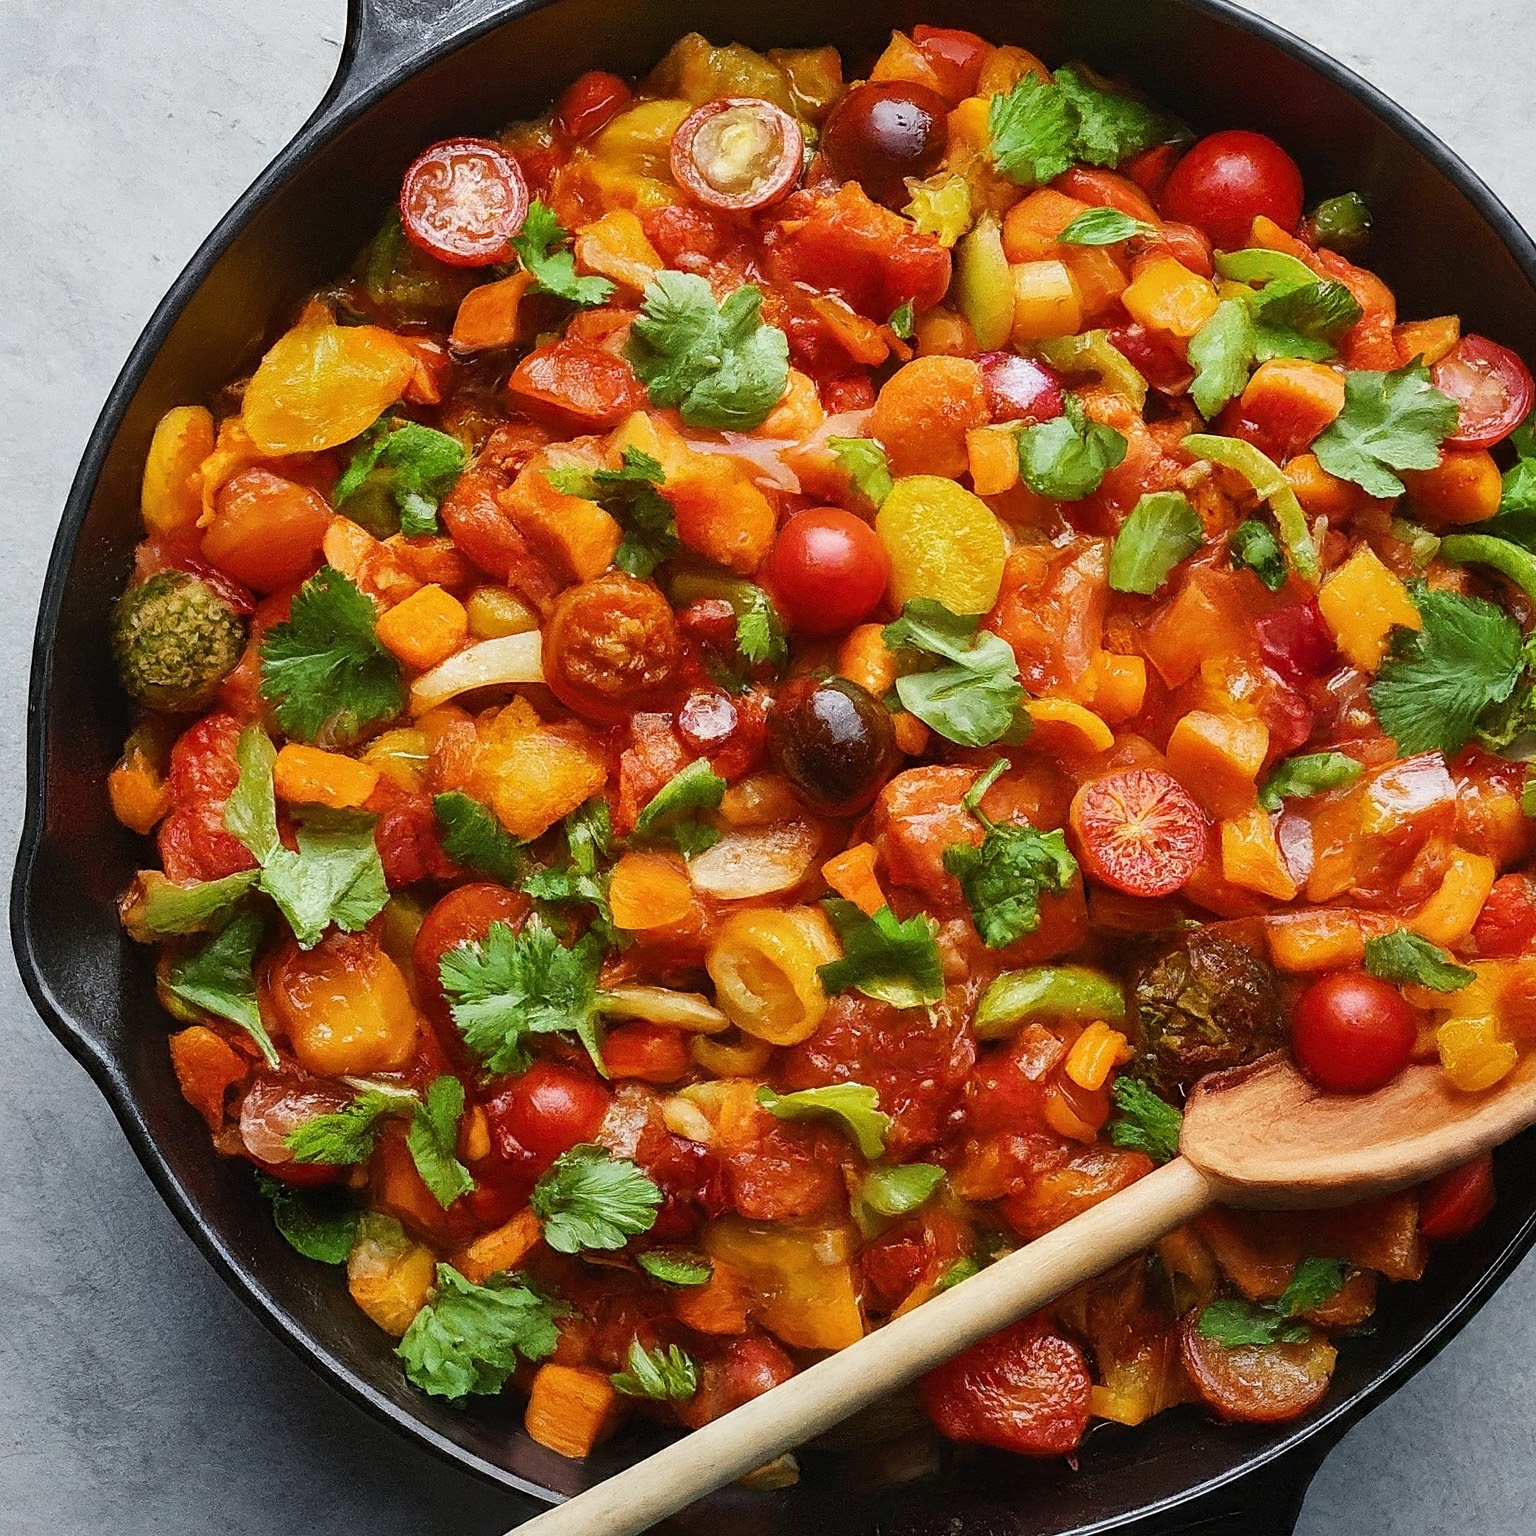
450, 271, 535, 353
168, 1025, 247, 1130
1239, 360, 1346, 453
1317, 545, 1420, 672
1166, 710, 1269, 819
1409, 847, 1497, 946
1285, 452, 1360, 521
108, 745, 172, 834
1010, 260, 1083, 341
967, 426, 1022, 495
674, 1260, 753, 1335
1025, 697, 1115, 756
822, 841, 886, 916
1221, 807, 1298, 901
1001, 188, 1091, 262
914, 306, 978, 358
1403, 449, 1503, 525
141, 405, 216, 541
1395, 315, 1461, 367
602, 1021, 692, 1083
1121, 257, 1219, 339
524, 1365, 620, 1459
573, 208, 663, 296
1064, 1022, 1133, 1091
608, 850, 695, 930
1063, 246, 1129, 322
453, 1207, 543, 1286
273, 743, 381, 809
1266, 908, 1366, 972
1090, 652, 1147, 724
374, 583, 469, 671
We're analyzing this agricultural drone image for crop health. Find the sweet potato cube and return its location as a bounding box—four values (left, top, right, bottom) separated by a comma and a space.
525, 1365, 620, 1459
168, 1026, 247, 1130
1166, 710, 1269, 820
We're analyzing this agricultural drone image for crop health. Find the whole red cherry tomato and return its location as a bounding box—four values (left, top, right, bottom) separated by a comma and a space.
764, 508, 890, 635
976, 352, 1065, 424
400, 137, 529, 267
1068, 769, 1208, 899
670, 98, 805, 212
555, 70, 632, 141
486, 1061, 612, 1161
1160, 130, 1305, 250
1419, 1153, 1496, 1241
1432, 335, 1535, 450
1291, 971, 1416, 1093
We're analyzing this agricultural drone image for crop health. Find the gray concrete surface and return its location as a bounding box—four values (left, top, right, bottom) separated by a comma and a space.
2, 3, 1534, 1532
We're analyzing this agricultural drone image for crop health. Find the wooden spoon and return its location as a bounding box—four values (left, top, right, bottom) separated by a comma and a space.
513, 1052, 1536, 1536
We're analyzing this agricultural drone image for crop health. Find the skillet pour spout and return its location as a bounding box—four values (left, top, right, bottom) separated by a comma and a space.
13, 0, 1536, 1531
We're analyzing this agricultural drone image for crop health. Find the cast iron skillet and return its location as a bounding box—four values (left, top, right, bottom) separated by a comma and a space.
13, 0, 1536, 1530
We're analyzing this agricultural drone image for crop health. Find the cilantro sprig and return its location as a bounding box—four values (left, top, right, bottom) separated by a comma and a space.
817, 899, 944, 1009
626, 272, 789, 430
1313, 362, 1460, 498
882, 600, 1029, 748
405, 1075, 477, 1208
1018, 395, 1128, 501
255, 1172, 359, 1264
1196, 1258, 1349, 1348
1108, 491, 1204, 595
334, 417, 468, 536
1107, 1077, 1182, 1164
258, 566, 405, 746
165, 908, 278, 1067
286, 1086, 410, 1165
531, 1144, 663, 1254
611, 1339, 698, 1401
547, 448, 679, 580
510, 199, 615, 307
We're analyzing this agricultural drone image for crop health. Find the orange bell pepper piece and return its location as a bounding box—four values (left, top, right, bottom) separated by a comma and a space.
273, 743, 381, 810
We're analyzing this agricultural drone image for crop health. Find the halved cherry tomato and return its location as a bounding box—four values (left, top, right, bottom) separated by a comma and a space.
976, 351, 1065, 424
201, 468, 330, 593
400, 137, 530, 268
1419, 1153, 1496, 1241
1291, 971, 1415, 1093
1469, 873, 1536, 958
543, 571, 681, 722
1179, 1312, 1335, 1423
238, 1076, 351, 1182
555, 70, 633, 142
670, 98, 805, 213
911, 25, 990, 102
507, 339, 649, 432
1069, 769, 1208, 898
485, 1060, 611, 1162
919, 1315, 1092, 1455
764, 508, 889, 635
1160, 130, 1305, 251
1432, 335, 1535, 450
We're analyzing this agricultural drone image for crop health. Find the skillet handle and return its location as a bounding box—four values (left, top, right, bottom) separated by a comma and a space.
314, 0, 515, 122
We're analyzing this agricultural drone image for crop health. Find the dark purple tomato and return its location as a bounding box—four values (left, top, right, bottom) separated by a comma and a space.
767, 676, 895, 815
821, 82, 950, 209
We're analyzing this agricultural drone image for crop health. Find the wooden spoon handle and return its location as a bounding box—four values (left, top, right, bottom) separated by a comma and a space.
512, 1157, 1214, 1536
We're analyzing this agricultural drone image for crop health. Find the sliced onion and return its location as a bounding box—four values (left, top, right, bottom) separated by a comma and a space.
239, 1078, 350, 1164
688, 821, 822, 900
410, 631, 543, 713
800, 408, 875, 455
686, 433, 802, 494
600, 984, 730, 1032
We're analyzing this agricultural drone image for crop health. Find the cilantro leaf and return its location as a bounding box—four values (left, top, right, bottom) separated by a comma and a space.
1249, 279, 1362, 364
1258, 751, 1364, 812
1363, 929, 1475, 993
634, 759, 726, 858
531, 1144, 663, 1254
439, 917, 608, 1076
1189, 299, 1255, 420
547, 447, 679, 579
287, 1087, 410, 1165
611, 1338, 698, 1401
1018, 395, 1128, 500
1313, 362, 1461, 498
334, 417, 468, 535
636, 1249, 713, 1286
1196, 1257, 1349, 1348
397, 1264, 561, 1399
1229, 519, 1289, 591
1108, 491, 1204, 595
255, 1172, 358, 1264
735, 584, 786, 669
258, 566, 406, 745
817, 899, 944, 1010
828, 437, 894, 510
407, 1075, 476, 1208
888, 301, 916, 340
522, 801, 615, 941
1058, 207, 1158, 246
627, 272, 790, 430
755, 1082, 890, 1160
434, 791, 526, 884
566, 798, 614, 873
855, 1163, 946, 1226
944, 821, 1078, 948
1054, 65, 1176, 167
1369, 589, 1524, 756
1475, 634, 1536, 754
120, 868, 260, 941
1107, 1078, 1182, 1164
164, 908, 278, 1068
510, 198, 615, 307
882, 600, 1028, 748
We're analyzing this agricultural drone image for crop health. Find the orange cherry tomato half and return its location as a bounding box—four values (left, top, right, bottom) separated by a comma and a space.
1069, 768, 1208, 898
1432, 335, 1535, 450
1419, 1153, 1496, 1241
400, 137, 530, 267
670, 97, 806, 213
555, 69, 633, 141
